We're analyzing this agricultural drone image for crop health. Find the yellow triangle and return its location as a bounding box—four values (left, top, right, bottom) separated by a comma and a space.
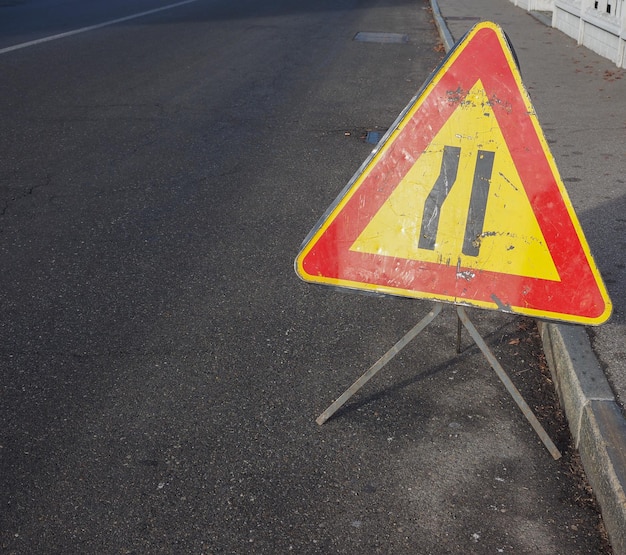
350, 80, 560, 281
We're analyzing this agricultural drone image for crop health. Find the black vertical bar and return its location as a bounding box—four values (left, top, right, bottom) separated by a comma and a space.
462, 150, 495, 257
419, 145, 461, 251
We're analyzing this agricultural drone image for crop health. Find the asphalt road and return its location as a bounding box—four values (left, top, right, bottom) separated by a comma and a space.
0, 0, 612, 553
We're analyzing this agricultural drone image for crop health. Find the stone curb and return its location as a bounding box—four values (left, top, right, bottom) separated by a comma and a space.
429, 3, 626, 552
540, 323, 626, 555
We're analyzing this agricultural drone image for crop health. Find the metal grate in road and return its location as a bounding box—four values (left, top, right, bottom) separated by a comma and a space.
353, 31, 409, 44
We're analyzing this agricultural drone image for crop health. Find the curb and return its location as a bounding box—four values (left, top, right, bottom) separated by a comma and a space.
429, 0, 454, 53
540, 323, 626, 554
429, 2, 626, 552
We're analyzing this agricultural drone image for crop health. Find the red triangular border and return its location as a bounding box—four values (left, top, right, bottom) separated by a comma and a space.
296, 23, 611, 325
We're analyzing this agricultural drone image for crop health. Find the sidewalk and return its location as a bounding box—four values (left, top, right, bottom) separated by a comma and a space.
429, 0, 626, 551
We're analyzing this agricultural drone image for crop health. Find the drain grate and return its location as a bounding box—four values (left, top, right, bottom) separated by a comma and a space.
353, 32, 409, 44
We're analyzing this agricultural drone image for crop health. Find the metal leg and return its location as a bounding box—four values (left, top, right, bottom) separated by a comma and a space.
456, 306, 562, 460
316, 303, 443, 425
456, 311, 463, 354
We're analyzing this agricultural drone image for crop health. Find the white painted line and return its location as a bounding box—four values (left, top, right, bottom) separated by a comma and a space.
0, 0, 199, 55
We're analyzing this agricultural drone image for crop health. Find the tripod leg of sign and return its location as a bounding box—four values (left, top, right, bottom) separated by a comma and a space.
316, 302, 561, 460
456, 306, 562, 460
315, 303, 443, 426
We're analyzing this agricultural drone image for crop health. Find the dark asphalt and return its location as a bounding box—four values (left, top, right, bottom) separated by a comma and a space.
0, 0, 612, 553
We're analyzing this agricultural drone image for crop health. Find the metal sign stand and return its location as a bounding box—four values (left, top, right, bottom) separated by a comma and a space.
316, 303, 562, 460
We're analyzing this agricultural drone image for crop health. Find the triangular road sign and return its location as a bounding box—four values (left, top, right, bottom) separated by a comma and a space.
295, 22, 611, 325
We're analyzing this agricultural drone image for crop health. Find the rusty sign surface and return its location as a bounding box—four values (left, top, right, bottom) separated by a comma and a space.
295, 21, 611, 325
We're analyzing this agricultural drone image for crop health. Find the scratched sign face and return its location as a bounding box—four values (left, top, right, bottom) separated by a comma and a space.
295, 22, 611, 325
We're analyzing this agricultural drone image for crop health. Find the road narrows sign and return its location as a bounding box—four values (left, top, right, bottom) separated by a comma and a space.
295, 22, 612, 325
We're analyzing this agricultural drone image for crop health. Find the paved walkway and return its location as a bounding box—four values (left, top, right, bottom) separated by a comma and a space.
430, 0, 626, 552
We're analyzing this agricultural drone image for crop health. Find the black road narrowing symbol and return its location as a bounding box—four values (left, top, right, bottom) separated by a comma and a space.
418, 146, 496, 257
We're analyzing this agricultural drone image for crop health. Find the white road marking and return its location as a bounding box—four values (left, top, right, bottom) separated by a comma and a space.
0, 0, 200, 55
